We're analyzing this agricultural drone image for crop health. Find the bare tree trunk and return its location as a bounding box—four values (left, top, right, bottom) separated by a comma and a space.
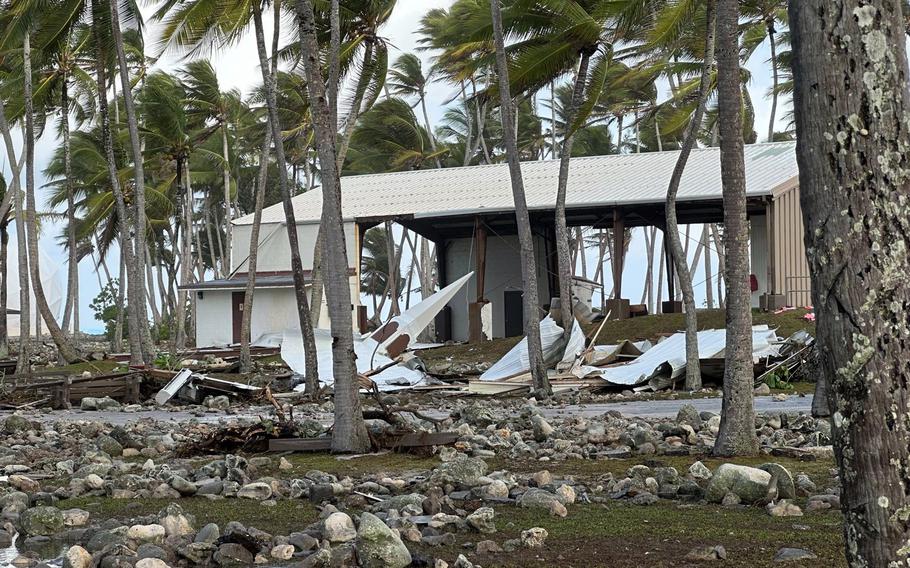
22, 31, 82, 363
252, 0, 321, 394
656, 231, 665, 314
766, 23, 779, 142
383, 221, 400, 316
0, 99, 28, 373
173, 157, 192, 351
296, 0, 371, 453
490, 0, 549, 396
221, 124, 233, 272
0, 224, 6, 358
61, 78, 78, 341
240, 130, 272, 373
791, 0, 910, 563
664, 2, 715, 390
554, 52, 591, 332
109, 0, 152, 362
713, 0, 758, 456
711, 224, 725, 307
113, 248, 125, 352
92, 11, 143, 365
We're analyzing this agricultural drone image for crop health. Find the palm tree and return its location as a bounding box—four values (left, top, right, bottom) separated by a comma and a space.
107, 0, 153, 362
181, 59, 241, 275
741, 0, 787, 142
345, 97, 447, 174
155, 0, 321, 391
296, 0, 371, 453
714, 0, 758, 457
490, 0, 549, 396
663, 0, 716, 391
387, 53, 441, 167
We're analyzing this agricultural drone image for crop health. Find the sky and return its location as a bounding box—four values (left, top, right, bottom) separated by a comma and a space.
2, 0, 788, 333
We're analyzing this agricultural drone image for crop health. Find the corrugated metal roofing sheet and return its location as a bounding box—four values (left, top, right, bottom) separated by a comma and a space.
235, 141, 798, 226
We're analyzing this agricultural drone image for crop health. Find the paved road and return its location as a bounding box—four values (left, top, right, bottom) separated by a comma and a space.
541, 395, 814, 419
0, 395, 814, 425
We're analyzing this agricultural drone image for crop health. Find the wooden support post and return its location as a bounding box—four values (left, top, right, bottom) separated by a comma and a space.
662, 226, 682, 313
612, 210, 625, 300
475, 219, 487, 303
435, 239, 451, 342
469, 218, 489, 343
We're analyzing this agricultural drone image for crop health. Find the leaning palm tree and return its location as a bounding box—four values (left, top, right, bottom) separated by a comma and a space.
345, 97, 447, 174
296, 0, 371, 453
489, 0, 549, 396
0, 8, 83, 363
181, 59, 241, 275
387, 53, 441, 167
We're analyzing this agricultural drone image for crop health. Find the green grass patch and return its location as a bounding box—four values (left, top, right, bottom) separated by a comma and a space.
60, 496, 318, 536
262, 451, 440, 479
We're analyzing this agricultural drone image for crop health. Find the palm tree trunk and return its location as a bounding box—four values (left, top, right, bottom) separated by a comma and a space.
173, 155, 192, 352
713, 0, 759, 456
240, 130, 272, 373
554, 51, 592, 334
703, 225, 715, 309
766, 23, 779, 142
490, 0, 549, 395
61, 78, 78, 341
92, 7, 143, 365
204, 192, 219, 274
22, 31, 82, 363
460, 81, 473, 166
0, 224, 8, 358
664, 0, 715, 391
113, 249, 125, 352
252, 0, 320, 394
221, 124, 233, 273
296, 0, 371, 453
791, 0, 910, 561
419, 93, 442, 169
384, 221, 400, 316
108, 0, 152, 362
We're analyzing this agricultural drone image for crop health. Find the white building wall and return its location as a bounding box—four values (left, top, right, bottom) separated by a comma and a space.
750, 214, 769, 308
195, 290, 233, 346
444, 233, 552, 341
232, 222, 358, 273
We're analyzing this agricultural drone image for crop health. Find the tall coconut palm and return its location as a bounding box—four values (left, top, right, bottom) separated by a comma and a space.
714, 0, 758, 457
662, 0, 716, 391
387, 53, 441, 167
296, 0, 371, 453
741, 0, 787, 142
490, 0, 549, 396
181, 59, 241, 275
345, 97, 447, 174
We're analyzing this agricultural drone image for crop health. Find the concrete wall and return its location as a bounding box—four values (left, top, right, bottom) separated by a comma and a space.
231, 222, 358, 273
194, 288, 302, 347
444, 233, 552, 342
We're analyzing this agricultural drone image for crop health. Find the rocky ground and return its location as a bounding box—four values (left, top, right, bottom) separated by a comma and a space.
0, 389, 844, 568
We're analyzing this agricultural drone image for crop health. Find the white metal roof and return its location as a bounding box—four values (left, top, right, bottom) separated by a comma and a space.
234, 141, 798, 226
